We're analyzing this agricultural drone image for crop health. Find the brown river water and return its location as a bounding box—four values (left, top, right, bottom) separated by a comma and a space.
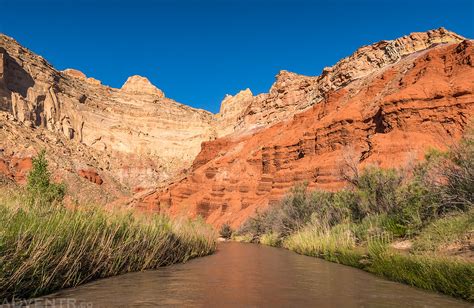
42, 242, 470, 307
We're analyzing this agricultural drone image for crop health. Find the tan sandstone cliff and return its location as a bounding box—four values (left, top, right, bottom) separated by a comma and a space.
0, 33, 216, 199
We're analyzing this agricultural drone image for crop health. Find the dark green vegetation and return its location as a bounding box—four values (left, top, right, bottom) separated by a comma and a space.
235, 133, 474, 301
0, 152, 217, 301
219, 223, 233, 239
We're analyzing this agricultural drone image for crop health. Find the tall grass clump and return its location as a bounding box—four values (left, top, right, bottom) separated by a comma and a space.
284, 223, 363, 268
0, 152, 217, 301
412, 209, 474, 253
285, 222, 474, 300
260, 232, 281, 247
367, 247, 474, 300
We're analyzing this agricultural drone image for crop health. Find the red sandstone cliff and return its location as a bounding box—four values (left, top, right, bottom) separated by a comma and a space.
137, 39, 474, 228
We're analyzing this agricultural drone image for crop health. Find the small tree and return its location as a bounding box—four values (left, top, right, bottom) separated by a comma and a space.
27, 150, 65, 206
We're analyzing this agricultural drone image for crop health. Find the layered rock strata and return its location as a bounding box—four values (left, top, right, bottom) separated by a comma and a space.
139, 39, 474, 227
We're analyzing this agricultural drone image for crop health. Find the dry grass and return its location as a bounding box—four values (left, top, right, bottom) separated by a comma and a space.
284, 221, 474, 301
0, 187, 217, 301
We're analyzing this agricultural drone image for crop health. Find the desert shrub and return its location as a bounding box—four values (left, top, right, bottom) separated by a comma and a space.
233, 212, 271, 243
307, 190, 354, 228
244, 132, 474, 301
340, 165, 426, 237
416, 133, 474, 218
232, 234, 254, 243
441, 134, 474, 211
263, 186, 355, 237
26, 150, 65, 207
238, 168, 414, 241
236, 183, 320, 239
239, 130, 472, 246
219, 223, 233, 239
375, 135, 473, 235
271, 183, 316, 236
390, 181, 429, 236
350, 167, 403, 220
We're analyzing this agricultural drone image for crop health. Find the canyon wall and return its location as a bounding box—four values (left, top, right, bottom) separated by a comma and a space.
0, 28, 472, 224
138, 38, 474, 228
0, 34, 216, 196
216, 28, 465, 136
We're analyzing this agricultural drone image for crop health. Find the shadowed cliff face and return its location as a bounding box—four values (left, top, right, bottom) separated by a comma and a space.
0, 48, 35, 99
138, 40, 474, 228
0, 28, 472, 217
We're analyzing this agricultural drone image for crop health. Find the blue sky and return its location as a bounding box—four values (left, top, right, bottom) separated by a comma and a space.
1, 0, 473, 113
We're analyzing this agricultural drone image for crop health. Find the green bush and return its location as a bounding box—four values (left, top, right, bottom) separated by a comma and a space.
240, 138, 473, 242
442, 135, 474, 212
309, 190, 354, 227
391, 181, 428, 236
236, 185, 355, 241
232, 234, 254, 243
235, 210, 267, 242
235, 183, 316, 239
344, 165, 428, 237
26, 150, 65, 207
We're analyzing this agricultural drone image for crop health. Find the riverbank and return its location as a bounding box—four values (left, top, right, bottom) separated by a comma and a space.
231, 133, 474, 301
0, 186, 217, 301
283, 212, 473, 300
235, 212, 473, 301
